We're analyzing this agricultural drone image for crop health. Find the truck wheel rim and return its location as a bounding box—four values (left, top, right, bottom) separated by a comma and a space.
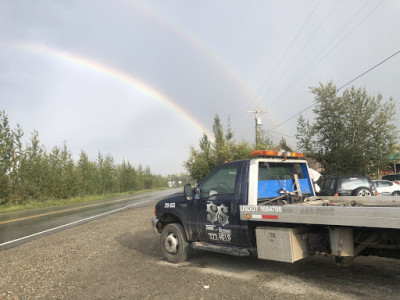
165, 233, 178, 254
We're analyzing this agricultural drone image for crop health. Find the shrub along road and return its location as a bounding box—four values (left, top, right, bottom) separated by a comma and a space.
0, 193, 400, 299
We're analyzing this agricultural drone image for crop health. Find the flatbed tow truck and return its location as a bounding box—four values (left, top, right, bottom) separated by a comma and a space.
152, 150, 400, 265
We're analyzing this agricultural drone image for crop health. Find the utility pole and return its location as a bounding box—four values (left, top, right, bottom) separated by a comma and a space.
247, 110, 266, 145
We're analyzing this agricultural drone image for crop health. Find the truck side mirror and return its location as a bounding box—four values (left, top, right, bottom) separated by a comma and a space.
184, 183, 193, 201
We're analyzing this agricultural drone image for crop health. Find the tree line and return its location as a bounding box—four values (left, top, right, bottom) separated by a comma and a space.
2, 82, 397, 204
185, 82, 398, 181
0, 111, 168, 205
184, 114, 292, 182
296, 82, 397, 177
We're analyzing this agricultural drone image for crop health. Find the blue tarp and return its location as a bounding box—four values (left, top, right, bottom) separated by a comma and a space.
258, 179, 313, 198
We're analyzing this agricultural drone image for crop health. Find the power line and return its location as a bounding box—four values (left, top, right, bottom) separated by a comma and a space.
233, 0, 322, 138
268, 130, 296, 140
252, 0, 323, 107
236, 0, 385, 141
263, 0, 342, 109
337, 52, 400, 92
287, 0, 384, 97
267, 49, 400, 132
265, 0, 379, 111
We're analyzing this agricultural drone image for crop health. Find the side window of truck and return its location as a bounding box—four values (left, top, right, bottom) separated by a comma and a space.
199, 165, 238, 199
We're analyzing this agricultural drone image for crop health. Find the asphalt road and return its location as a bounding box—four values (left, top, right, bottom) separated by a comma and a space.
0, 189, 179, 250
1, 191, 400, 299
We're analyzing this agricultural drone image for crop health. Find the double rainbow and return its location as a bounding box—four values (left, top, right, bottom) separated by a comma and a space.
11, 42, 213, 138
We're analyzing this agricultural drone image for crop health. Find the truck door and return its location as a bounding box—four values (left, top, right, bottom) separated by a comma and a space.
190, 162, 249, 246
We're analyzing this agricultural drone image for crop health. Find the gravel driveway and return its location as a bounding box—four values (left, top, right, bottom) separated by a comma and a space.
1, 201, 400, 299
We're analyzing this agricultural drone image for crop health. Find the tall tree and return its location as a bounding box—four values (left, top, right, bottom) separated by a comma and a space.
117, 159, 136, 192
256, 128, 274, 150
17, 130, 48, 201
212, 114, 230, 165
296, 82, 398, 175
185, 114, 269, 182
97, 153, 116, 194
0, 111, 16, 201
279, 137, 293, 152
77, 151, 96, 195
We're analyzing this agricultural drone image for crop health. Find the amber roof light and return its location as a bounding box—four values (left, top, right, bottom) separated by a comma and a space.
249, 150, 306, 158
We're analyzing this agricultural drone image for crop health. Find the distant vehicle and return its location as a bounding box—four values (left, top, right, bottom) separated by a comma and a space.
381, 174, 400, 184
373, 180, 400, 196
317, 174, 377, 196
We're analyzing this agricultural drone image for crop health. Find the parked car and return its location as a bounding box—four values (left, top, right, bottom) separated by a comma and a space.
381, 173, 400, 184
372, 180, 400, 196
316, 174, 377, 196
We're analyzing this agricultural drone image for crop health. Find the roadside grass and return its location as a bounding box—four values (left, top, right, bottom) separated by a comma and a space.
0, 187, 172, 214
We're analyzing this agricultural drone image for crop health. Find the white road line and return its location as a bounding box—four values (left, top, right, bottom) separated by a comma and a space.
0, 199, 153, 248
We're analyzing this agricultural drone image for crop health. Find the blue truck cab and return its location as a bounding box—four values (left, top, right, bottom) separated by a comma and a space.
152, 150, 315, 263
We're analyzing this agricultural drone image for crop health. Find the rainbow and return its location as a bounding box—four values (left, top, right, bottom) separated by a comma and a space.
127, 1, 289, 133
11, 42, 213, 138
130, 1, 259, 104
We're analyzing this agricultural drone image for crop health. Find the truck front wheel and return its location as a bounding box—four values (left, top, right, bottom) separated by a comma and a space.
160, 223, 189, 263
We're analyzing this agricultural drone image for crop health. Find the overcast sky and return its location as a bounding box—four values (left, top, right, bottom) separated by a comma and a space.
1, 0, 399, 175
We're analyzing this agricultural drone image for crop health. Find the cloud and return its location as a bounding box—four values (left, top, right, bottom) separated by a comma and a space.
1, 0, 399, 174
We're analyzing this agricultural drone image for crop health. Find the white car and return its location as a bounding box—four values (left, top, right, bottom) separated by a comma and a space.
373, 180, 400, 196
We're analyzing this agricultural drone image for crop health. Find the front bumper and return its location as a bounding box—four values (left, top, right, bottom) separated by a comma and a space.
152, 217, 160, 234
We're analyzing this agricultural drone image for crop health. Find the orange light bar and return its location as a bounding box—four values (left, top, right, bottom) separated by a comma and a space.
288, 152, 306, 158
250, 150, 306, 158
250, 150, 280, 157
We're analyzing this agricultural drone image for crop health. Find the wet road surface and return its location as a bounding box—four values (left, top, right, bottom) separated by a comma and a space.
0, 189, 179, 250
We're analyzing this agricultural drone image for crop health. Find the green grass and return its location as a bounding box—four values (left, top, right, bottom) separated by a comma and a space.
0, 187, 172, 214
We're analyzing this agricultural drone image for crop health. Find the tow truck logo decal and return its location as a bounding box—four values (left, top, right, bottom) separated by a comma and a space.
206, 201, 229, 226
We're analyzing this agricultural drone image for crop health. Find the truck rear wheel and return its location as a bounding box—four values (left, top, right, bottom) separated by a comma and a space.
160, 223, 189, 263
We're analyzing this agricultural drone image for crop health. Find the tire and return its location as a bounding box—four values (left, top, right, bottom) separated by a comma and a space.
353, 187, 372, 196
392, 191, 400, 196
160, 223, 189, 263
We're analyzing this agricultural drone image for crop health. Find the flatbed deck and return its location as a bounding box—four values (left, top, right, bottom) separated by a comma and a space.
240, 196, 400, 229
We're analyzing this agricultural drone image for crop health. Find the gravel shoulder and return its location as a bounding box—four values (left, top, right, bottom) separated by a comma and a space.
1, 202, 400, 299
